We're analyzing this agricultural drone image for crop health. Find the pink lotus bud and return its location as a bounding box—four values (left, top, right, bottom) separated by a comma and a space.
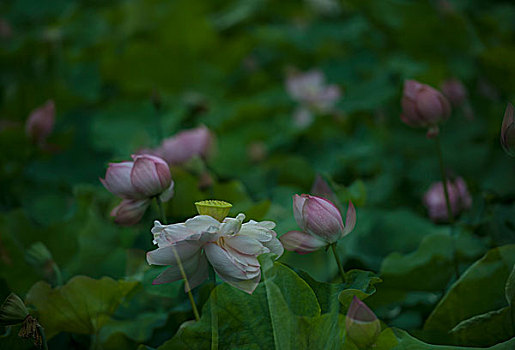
302, 195, 345, 242
25, 100, 55, 145
423, 177, 472, 223
401, 80, 451, 129
158, 126, 213, 165
501, 103, 515, 157
441, 78, 467, 107
100, 154, 174, 225
345, 296, 381, 348
282, 194, 356, 253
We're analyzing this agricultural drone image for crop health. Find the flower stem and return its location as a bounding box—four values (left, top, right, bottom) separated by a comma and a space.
155, 197, 200, 322
208, 263, 217, 290
434, 134, 460, 279
52, 263, 63, 286
330, 243, 347, 284
434, 134, 454, 224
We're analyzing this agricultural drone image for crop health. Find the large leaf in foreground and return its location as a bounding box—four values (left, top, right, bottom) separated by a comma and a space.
393, 329, 515, 349
25, 276, 138, 338
294, 268, 381, 313
158, 255, 352, 349
423, 245, 515, 344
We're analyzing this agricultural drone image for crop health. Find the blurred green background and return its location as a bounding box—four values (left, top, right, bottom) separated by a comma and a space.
1, 0, 515, 349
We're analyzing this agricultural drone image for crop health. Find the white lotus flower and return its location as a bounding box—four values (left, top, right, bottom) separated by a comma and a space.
146, 213, 283, 294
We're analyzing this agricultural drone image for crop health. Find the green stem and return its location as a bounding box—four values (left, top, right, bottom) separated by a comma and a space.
434, 134, 460, 279
434, 135, 454, 224
330, 244, 347, 284
155, 197, 200, 322
208, 263, 217, 291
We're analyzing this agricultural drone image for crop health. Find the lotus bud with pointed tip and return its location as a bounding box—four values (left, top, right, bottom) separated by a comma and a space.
195, 200, 232, 222
401, 80, 451, 132
280, 194, 356, 254
0, 293, 29, 326
345, 296, 381, 348
501, 103, 515, 157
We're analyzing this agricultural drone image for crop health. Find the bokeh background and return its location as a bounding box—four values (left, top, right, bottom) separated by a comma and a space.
1, 0, 515, 349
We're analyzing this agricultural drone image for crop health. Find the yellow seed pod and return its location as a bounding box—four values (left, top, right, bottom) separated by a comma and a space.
195, 200, 232, 222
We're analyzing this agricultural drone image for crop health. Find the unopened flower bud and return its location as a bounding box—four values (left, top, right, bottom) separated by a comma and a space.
195, 200, 232, 222
500, 103, 515, 157
401, 80, 451, 130
345, 296, 381, 348
101, 154, 174, 225
0, 293, 29, 326
25, 100, 55, 145
280, 195, 356, 254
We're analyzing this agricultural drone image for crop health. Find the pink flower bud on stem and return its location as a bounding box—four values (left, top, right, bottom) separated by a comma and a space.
433, 133, 461, 279
400, 80, 451, 137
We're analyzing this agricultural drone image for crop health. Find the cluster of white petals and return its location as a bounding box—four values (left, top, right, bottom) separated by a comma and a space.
147, 213, 283, 294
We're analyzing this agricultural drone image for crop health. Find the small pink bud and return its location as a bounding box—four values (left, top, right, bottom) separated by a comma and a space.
111, 199, 151, 226
345, 296, 381, 348
441, 78, 467, 107
423, 177, 472, 223
158, 126, 213, 165
401, 80, 451, 129
25, 100, 55, 145
501, 103, 515, 157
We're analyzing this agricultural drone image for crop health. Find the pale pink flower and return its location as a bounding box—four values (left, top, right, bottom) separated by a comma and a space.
280, 194, 355, 254
25, 100, 55, 145
154, 126, 213, 165
423, 177, 472, 223
147, 213, 283, 294
100, 154, 174, 225
286, 70, 341, 114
